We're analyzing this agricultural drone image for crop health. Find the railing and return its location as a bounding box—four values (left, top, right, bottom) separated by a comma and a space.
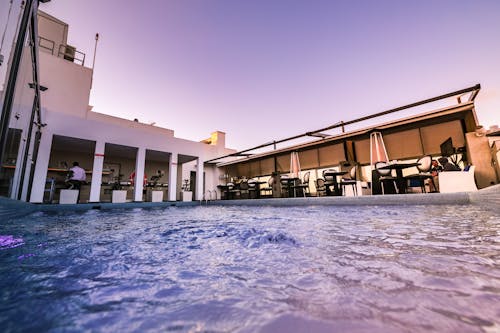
37, 36, 86, 66
58, 44, 85, 66
38, 36, 55, 55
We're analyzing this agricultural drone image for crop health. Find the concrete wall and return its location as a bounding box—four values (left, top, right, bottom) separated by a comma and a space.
38, 11, 68, 56
39, 51, 92, 118
87, 112, 174, 137
29, 110, 234, 203
465, 132, 498, 188
488, 138, 500, 183
5, 10, 236, 203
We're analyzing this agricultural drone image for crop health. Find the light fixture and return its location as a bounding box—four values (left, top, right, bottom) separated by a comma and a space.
28, 83, 48, 91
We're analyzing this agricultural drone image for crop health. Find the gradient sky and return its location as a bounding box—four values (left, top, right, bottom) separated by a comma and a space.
1, 0, 499, 150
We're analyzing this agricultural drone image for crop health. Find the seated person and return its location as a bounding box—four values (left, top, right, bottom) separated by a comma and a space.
66, 161, 86, 190
429, 159, 443, 192
438, 157, 461, 171
129, 170, 148, 186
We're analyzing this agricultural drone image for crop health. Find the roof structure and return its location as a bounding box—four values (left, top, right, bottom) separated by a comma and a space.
211, 84, 482, 178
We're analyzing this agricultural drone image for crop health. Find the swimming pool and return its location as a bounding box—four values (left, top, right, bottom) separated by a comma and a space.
1, 204, 499, 332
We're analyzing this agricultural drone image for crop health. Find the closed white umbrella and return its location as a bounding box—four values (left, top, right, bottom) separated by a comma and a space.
290, 151, 301, 178
370, 132, 389, 166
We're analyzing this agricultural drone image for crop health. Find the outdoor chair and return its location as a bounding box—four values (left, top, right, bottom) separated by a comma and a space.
280, 176, 292, 197
291, 171, 310, 197
404, 155, 434, 193
239, 180, 250, 199
226, 182, 240, 199
340, 166, 357, 196
375, 162, 398, 195
322, 169, 335, 183
248, 179, 258, 199
260, 177, 274, 197
315, 178, 327, 196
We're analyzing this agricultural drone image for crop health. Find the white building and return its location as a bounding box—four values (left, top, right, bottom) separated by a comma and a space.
0, 9, 234, 204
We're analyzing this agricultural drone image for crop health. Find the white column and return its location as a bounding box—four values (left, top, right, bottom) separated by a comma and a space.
168, 153, 177, 201
29, 131, 53, 203
196, 157, 204, 201
176, 161, 183, 200
89, 141, 105, 202
134, 147, 146, 202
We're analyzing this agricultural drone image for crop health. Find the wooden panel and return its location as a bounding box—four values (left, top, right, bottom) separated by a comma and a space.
225, 165, 237, 179
318, 144, 345, 167
276, 154, 289, 173
354, 139, 370, 164
260, 157, 275, 176
236, 162, 250, 177
420, 120, 465, 155
298, 149, 319, 170
384, 129, 423, 160
345, 141, 356, 162
248, 160, 260, 178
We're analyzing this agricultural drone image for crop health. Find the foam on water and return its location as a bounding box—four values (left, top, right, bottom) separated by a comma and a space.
0, 204, 499, 332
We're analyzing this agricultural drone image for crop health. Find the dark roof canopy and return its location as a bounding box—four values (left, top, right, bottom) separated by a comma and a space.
209, 84, 481, 171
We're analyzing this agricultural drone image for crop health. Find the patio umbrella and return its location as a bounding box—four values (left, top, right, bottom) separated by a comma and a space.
370, 132, 389, 166
290, 151, 301, 178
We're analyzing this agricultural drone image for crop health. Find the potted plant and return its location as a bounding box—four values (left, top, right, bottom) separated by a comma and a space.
148, 170, 165, 202
111, 174, 127, 203
180, 179, 192, 201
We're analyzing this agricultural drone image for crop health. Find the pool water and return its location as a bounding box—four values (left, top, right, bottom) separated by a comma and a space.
0, 204, 499, 332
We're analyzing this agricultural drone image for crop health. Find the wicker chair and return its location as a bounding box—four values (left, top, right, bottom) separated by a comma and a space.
404, 155, 434, 193
292, 171, 310, 197
375, 162, 398, 194
340, 166, 357, 196
315, 178, 327, 196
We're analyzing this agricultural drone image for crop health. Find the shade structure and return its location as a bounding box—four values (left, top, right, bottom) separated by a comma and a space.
370, 132, 389, 166
290, 151, 301, 178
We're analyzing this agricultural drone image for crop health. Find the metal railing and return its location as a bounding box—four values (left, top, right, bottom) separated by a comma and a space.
58, 44, 85, 66
37, 36, 86, 66
38, 36, 54, 55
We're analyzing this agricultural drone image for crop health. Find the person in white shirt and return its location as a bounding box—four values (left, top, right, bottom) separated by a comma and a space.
66, 161, 86, 190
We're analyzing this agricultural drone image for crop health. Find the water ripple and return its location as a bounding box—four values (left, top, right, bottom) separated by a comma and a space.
0, 205, 498, 332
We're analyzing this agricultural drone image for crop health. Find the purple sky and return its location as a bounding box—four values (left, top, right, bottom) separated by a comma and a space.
2, 0, 500, 150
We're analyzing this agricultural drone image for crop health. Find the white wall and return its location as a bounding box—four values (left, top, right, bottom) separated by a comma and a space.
29, 110, 235, 202
38, 11, 68, 57
38, 52, 92, 118
17, 11, 237, 203
87, 112, 174, 137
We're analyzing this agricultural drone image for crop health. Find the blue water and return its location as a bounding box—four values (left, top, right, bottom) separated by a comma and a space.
0, 204, 499, 332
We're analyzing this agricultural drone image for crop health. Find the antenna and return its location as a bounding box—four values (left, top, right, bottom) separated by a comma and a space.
91, 33, 99, 88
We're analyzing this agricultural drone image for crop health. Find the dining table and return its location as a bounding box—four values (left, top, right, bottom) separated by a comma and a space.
322, 170, 348, 196
378, 162, 421, 193
250, 180, 267, 199
217, 184, 232, 200
279, 177, 300, 197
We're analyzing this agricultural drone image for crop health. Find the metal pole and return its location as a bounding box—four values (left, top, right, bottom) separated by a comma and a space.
91, 33, 99, 88
17, 0, 43, 200
17, 94, 38, 200
0, 0, 34, 166
92, 33, 99, 69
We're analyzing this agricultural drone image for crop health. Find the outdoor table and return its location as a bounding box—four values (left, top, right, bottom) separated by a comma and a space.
217, 184, 231, 200
378, 162, 420, 193
323, 170, 347, 196
250, 181, 267, 198
280, 177, 300, 197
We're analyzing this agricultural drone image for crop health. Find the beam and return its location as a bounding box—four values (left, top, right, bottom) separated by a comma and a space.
205, 84, 481, 164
